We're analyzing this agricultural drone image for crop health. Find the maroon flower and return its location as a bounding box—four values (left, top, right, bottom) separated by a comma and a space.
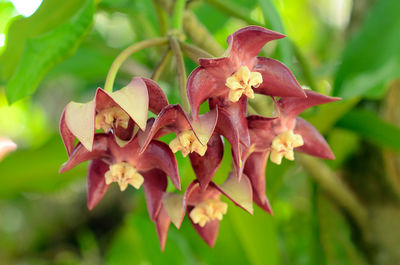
60, 78, 168, 155
186, 26, 306, 177
244, 90, 340, 213
138, 104, 218, 157
59, 133, 180, 210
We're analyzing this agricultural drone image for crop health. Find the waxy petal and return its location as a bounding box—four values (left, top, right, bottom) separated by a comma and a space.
143, 169, 168, 221
227, 26, 285, 67
187, 67, 226, 119
216, 173, 253, 214
279, 90, 340, 120
294, 118, 335, 159
243, 150, 273, 214
190, 108, 218, 146
212, 98, 250, 178
154, 205, 170, 251
64, 100, 95, 152
184, 181, 220, 206
96, 77, 149, 130
189, 134, 224, 190
87, 159, 110, 210
60, 134, 110, 173
163, 193, 185, 228
60, 109, 76, 155
190, 217, 219, 247
137, 140, 181, 190
247, 115, 277, 150
253, 57, 305, 98
141, 78, 169, 114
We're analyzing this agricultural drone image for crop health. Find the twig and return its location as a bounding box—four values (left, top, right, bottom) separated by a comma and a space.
151, 48, 173, 81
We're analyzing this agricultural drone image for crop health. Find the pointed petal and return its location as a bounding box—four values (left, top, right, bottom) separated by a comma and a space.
60, 134, 110, 173
253, 57, 305, 98
154, 205, 170, 251
189, 134, 224, 190
215, 173, 253, 214
136, 140, 181, 190
190, 216, 219, 247
184, 181, 220, 206
187, 67, 226, 119
191, 108, 218, 145
279, 90, 341, 120
227, 26, 285, 66
247, 115, 277, 150
243, 150, 273, 214
141, 78, 169, 114
59, 109, 76, 155
142, 169, 168, 221
163, 193, 185, 228
294, 118, 335, 159
212, 99, 250, 177
138, 104, 191, 152
96, 78, 149, 130
87, 159, 110, 210
64, 100, 95, 152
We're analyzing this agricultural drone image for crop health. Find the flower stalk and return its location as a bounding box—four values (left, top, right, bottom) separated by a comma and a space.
152, 48, 173, 81
104, 37, 168, 92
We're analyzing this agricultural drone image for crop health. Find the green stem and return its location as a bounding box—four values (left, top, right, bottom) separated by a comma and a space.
169, 37, 190, 113
153, 0, 169, 35
172, 0, 186, 30
179, 41, 213, 62
151, 48, 173, 81
104, 37, 168, 92
292, 41, 319, 91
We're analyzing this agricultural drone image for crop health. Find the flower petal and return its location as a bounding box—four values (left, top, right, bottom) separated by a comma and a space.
142, 169, 168, 221
136, 140, 181, 190
187, 67, 226, 119
141, 78, 169, 114
191, 107, 218, 146
215, 172, 254, 214
227, 26, 285, 67
64, 100, 95, 152
154, 205, 170, 251
189, 134, 224, 190
96, 77, 149, 130
243, 150, 273, 214
211, 98, 250, 178
294, 118, 335, 159
247, 115, 277, 150
59, 109, 76, 155
59, 134, 110, 173
87, 159, 110, 210
162, 193, 185, 228
253, 57, 305, 98
279, 90, 341, 120
190, 216, 220, 247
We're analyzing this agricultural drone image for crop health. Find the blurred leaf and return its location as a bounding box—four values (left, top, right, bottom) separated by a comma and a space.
327, 129, 360, 169
257, 0, 293, 68
0, 136, 86, 198
336, 109, 400, 152
333, 0, 400, 99
3, 0, 95, 103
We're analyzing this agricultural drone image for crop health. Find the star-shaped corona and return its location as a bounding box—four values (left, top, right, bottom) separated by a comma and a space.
189, 199, 228, 227
225, 66, 262, 102
270, 130, 304, 165
104, 162, 144, 191
169, 130, 207, 157
95, 106, 130, 133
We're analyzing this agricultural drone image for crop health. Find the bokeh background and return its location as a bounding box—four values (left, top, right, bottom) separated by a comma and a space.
0, 0, 400, 264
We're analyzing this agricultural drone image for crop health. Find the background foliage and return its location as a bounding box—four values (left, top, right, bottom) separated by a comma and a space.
0, 0, 399, 264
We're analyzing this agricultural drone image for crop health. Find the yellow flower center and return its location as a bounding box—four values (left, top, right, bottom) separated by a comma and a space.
270, 130, 304, 165
104, 162, 144, 191
169, 130, 207, 157
95, 106, 130, 132
189, 199, 228, 227
225, 66, 262, 102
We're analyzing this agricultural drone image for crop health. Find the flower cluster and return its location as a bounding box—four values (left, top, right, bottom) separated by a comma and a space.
59, 26, 339, 250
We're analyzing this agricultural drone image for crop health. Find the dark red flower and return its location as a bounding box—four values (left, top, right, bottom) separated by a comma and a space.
186, 26, 306, 177
59, 133, 180, 210
60, 78, 168, 155
244, 90, 340, 213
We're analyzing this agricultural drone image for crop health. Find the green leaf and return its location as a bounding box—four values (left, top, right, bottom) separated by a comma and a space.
333, 0, 400, 99
336, 109, 400, 152
257, 0, 293, 68
4, 0, 94, 103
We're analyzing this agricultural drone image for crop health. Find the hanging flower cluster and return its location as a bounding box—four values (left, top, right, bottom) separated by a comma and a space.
59, 26, 339, 250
